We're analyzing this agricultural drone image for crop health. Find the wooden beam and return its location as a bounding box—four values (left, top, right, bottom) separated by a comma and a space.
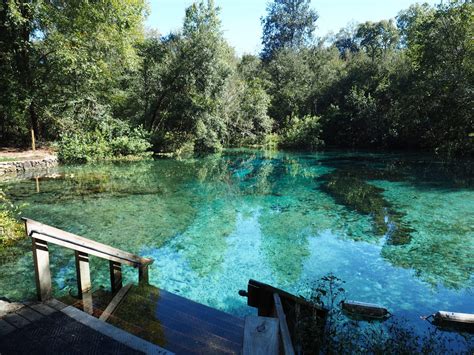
243, 316, 279, 355
273, 293, 295, 355
99, 284, 132, 322
138, 264, 149, 284
31, 237, 52, 301
109, 261, 123, 293
23, 218, 153, 268
31, 128, 36, 151
246, 279, 327, 319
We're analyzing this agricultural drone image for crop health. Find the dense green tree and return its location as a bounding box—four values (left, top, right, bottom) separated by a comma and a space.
333, 24, 359, 59
261, 0, 318, 61
1, 0, 472, 158
355, 20, 399, 62
396, 0, 473, 156
266, 48, 314, 125
135, 0, 233, 152
0, 0, 148, 149
0, 1, 39, 146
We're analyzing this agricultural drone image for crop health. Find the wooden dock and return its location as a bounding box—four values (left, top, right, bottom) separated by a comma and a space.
1, 218, 326, 354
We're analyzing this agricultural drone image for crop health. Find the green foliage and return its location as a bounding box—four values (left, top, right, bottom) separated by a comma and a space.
334, 24, 360, 59
57, 133, 110, 164
57, 126, 151, 164
355, 20, 399, 61
279, 115, 324, 150
261, 0, 318, 61
54, 97, 151, 163
1, 0, 472, 158
401, 0, 473, 157
0, 189, 24, 250
127, 0, 234, 153
226, 77, 273, 146
0, 0, 147, 148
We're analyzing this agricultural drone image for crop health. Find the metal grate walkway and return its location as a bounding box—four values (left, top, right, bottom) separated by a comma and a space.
0, 299, 171, 355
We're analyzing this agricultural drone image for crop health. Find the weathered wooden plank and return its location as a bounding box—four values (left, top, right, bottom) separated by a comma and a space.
31, 237, 52, 301
158, 288, 245, 332
24, 218, 153, 267
32, 230, 140, 267
273, 293, 295, 355
110, 261, 123, 293
117, 284, 244, 348
243, 316, 279, 355
100, 284, 132, 322
342, 300, 389, 319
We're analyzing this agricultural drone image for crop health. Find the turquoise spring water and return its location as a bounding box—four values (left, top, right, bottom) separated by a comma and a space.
0, 149, 472, 340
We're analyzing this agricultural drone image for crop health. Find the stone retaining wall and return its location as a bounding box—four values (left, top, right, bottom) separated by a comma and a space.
0, 157, 58, 177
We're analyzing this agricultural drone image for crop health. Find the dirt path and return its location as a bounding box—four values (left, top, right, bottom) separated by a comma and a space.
0, 148, 56, 162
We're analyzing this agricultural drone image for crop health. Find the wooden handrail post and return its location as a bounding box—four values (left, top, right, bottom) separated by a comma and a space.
24, 218, 155, 306
109, 261, 123, 293
138, 264, 149, 284
75, 251, 92, 296
31, 238, 52, 301
273, 293, 295, 355
75, 251, 93, 314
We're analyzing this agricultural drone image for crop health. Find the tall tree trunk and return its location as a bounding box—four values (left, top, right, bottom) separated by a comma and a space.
17, 1, 36, 149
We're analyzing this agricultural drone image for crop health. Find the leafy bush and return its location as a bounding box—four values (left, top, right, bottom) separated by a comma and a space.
279, 115, 324, 150
57, 117, 152, 164
57, 132, 111, 164
0, 189, 24, 248
109, 128, 153, 156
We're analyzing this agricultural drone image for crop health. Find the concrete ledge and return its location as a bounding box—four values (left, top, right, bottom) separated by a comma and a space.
0, 156, 58, 177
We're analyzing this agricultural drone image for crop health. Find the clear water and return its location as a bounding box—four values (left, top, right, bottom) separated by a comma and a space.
1, 149, 473, 337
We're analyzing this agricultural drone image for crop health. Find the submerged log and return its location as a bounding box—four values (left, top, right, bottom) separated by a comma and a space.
421, 311, 474, 334
342, 300, 390, 319
434, 311, 474, 324
431, 311, 474, 332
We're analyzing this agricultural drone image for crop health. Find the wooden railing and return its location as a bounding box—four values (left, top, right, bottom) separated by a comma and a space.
23, 218, 153, 312
240, 279, 329, 355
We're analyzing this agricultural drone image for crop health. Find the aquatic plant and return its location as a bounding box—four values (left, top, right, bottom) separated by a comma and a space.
319, 169, 413, 245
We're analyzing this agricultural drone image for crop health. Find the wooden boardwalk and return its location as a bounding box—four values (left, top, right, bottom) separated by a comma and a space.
1, 218, 313, 354
105, 284, 245, 354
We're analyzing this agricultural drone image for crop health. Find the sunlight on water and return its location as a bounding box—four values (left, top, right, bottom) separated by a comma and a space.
0, 149, 472, 335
